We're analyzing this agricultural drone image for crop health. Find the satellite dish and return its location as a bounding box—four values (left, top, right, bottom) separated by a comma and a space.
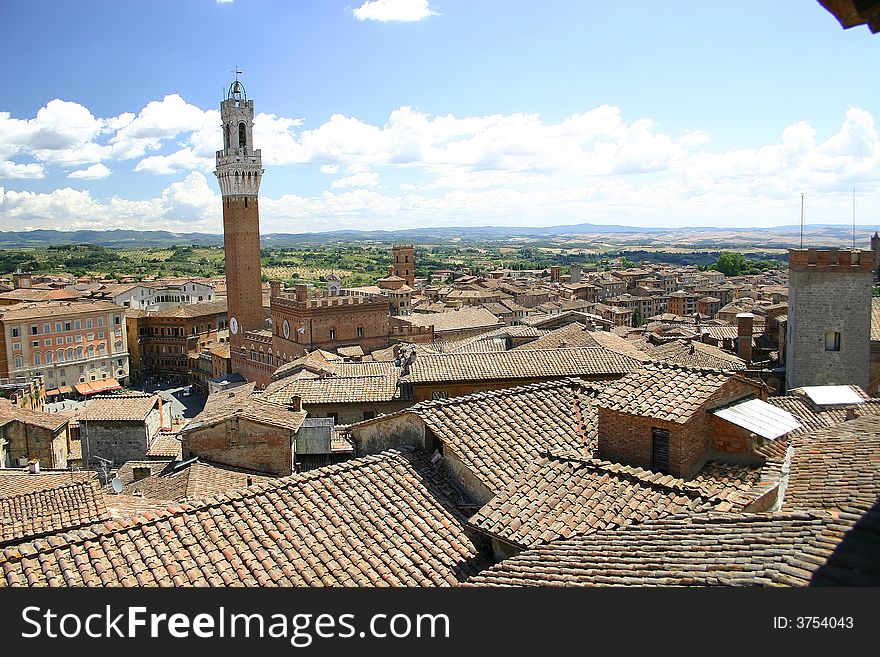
110, 477, 123, 494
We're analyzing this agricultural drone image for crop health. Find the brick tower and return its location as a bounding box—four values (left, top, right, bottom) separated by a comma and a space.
214, 73, 264, 362
392, 245, 415, 287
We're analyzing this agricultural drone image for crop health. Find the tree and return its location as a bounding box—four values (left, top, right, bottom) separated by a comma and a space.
713, 251, 746, 276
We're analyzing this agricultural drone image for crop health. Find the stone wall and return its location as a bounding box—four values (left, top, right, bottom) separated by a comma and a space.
786, 249, 872, 391
82, 421, 148, 467
348, 413, 426, 455
183, 418, 293, 475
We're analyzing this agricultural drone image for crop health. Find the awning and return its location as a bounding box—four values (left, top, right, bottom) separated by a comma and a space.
46, 386, 74, 396
713, 398, 801, 440
74, 378, 122, 396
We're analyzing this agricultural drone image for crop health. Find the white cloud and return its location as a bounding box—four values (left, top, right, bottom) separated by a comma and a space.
68, 163, 111, 180
353, 0, 438, 22
331, 170, 380, 188
0, 161, 44, 179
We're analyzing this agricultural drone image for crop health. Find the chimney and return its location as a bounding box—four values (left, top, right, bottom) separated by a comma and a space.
270, 280, 282, 298
295, 284, 309, 302
13, 270, 32, 289
288, 395, 302, 413
132, 465, 152, 481
28, 459, 40, 474
736, 313, 754, 364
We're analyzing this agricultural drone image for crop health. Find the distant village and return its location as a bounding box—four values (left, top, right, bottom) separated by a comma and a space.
1, 75, 877, 587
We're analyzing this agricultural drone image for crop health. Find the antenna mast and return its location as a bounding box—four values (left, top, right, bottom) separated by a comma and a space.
800, 193, 804, 249
852, 186, 856, 250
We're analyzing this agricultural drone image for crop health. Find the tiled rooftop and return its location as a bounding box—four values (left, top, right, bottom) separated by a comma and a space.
0, 450, 490, 587
78, 393, 160, 422
650, 339, 747, 370
465, 504, 879, 587
1, 480, 109, 545
183, 385, 306, 434
0, 470, 96, 499
121, 460, 276, 501
405, 347, 646, 384
417, 379, 603, 495
781, 414, 880, 511
596, 362, 755, 423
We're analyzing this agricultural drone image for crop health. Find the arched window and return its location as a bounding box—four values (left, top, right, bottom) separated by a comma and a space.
115, 341, 123, 353
76, 346, 83, 360
66, 348, 73, 361
57, 349, 64, 362
87, 345, 95, 358
238, 122, 247, 149
98, 343, 106, 356
34, 353, 41, 365
225, 124, 231, 149
46, 351, 53, 364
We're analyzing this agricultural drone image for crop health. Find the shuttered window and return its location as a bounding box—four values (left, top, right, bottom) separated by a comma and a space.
652, 428, 670, 473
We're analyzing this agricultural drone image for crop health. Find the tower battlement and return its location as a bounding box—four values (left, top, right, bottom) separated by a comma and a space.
788, 248, 874, 272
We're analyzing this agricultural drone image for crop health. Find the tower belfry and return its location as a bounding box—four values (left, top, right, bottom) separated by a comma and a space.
214, 72, 265, 366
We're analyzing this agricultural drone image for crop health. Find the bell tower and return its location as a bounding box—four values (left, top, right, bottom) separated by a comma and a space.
215, 72, 264, 362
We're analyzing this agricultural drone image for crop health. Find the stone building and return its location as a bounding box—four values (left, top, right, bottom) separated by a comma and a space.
76, 393, 166, 468
785, 248, 873, 391
181, 383, 308, 476
214, 74, 265, 375
0, 400, 71, 469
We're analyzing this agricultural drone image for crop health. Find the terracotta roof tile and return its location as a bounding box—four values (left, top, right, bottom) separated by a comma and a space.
1, 480, 109, 545
465, 504, 880, 587
0, 450, 490, 587
78, 393, 159, 422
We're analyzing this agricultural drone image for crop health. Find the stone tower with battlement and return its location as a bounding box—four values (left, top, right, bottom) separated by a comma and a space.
785, 248, 873, 391
392, 245, 415, 287
214, 75, 265, 362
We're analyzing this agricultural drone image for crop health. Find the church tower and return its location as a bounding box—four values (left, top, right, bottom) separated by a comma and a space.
215, 74, 264, 360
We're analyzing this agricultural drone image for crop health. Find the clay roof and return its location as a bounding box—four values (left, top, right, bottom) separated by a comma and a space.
0, 300, 122, 321
465, 504, 880, 587
766, 394, 880, 436
0, 469, 96, 499
650, 339, 747, 370
121, 460, 276, 501
145, 432, 182, 459
78, 393, 160, 422
0, 288, 80, 303
513, 324, 650, 360
1, 480, 109, 545
401, 307, 504, 333
151, 299, 227, 318
781, 414, 880, 512
405, 347, 646, 384
417, 379, 603, 495
596, 363, 756, 423
265, 372, 405, 405
184, 385, 306, 434
0, 400, 69, 432
469, 451, 784, 549
0, 450, 490, 587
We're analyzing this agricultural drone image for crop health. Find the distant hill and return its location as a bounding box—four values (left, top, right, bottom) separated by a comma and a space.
0, 223, 874, 249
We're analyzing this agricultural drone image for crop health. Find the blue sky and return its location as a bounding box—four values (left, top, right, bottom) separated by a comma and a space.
0, 0, 877, 233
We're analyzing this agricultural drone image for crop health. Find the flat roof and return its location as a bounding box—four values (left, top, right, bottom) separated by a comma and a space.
801, 385, 865, 406
713, 398, 801, 440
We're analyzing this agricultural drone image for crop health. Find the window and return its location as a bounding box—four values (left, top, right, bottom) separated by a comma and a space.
329, 328, 336, 340
43, 323, 51, 333
86, 319, 93, 329
45, 351, 53, 364
114, 315, 121, 325
31, 325, 39, 335
363, 410, 376, 421
75, 320, 81, 330
12, 342, 20, 351
64, 322, 72, 331
44, 339, 51, 346
825, 330, 841, 352
11, 328, 19, 338
97, 317, 104, 327
14, 356, 22, 369
32, 341, 40, 348
356, 326, 364, 338
55, 322, 62, 332
651, 428, 670, 474
33, 353, 41, 365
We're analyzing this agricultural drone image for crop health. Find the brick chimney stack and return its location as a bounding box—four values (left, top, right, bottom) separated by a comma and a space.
736, 313, 754, 365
